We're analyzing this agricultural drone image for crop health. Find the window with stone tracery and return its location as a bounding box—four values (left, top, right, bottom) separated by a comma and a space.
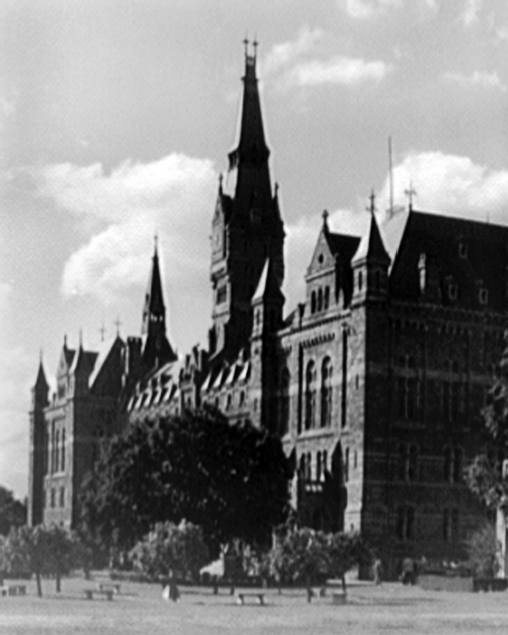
305, 361, 316, 430
320, 357, 332, 427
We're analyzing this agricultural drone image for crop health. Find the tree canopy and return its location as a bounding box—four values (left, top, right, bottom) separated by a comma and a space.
0, 525, 80, 596
80, 408, 291, 553
0, 486, 26, 536
465, 331, 508, 510
130, 520, 209, 581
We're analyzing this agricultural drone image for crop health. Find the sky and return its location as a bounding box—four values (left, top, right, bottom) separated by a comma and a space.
1, 0, 507, 499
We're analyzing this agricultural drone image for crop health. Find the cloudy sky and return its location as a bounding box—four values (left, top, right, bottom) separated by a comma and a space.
1, 0, 507, 498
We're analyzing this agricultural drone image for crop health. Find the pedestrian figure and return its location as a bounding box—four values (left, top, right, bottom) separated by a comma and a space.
162, 569, 180, 602
401, 557, 413, 585
373, 558, 382, 585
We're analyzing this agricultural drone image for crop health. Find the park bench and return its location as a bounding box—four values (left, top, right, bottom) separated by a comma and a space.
84, 588, 114, 601
0, 585, 26, 597
236, 592, 265, 606
96, 582, 121, 594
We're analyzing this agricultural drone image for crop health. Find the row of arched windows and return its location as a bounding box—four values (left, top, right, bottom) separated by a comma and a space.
298, 450, 329, 483
310, 287, 331, 314
396, 506, 460, 542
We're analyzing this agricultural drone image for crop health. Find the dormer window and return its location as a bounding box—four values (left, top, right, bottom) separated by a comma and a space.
418, 253, 426, 294
479, 288, 488, 305
459, 242, 468, 259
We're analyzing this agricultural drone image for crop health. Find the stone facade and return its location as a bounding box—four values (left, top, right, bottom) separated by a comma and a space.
29, 45, 502, 576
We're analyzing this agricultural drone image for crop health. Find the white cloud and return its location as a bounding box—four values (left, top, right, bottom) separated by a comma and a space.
262, 30, 390, 91
288, 56, 391, 87
461, 0, 482, 27
343, 0, 402, 19
445, 70, 507, 92
0, 283, 33, 498
377, 151, 508, 224
35, 155, 217, 302
261, 28, 325, 78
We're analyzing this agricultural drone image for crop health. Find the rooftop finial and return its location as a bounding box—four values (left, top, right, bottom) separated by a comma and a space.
64, 334, 67, 348
114, 316, 122, 337
367, 189, 376, 215
39, 347, 43, 364
253, 36, 258, 59
218, 172, 223, 191
79, 328, 83, 348
243, 35, 249, 57
322, 209, 329, 229
99, 322, 106, 342
404, 181, 417, 211
154, 232, 159, 256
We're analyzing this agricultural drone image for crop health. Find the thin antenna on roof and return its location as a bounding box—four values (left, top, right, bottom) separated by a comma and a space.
99, 322, 106, 342
114, 316, 122, 337
388, 136, 394, 216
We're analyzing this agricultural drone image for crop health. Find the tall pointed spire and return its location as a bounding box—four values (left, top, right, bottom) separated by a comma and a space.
142, 236, 166, 335
141, 238, 177, 369
228, 39, 269, 173
34, 353, 49, 392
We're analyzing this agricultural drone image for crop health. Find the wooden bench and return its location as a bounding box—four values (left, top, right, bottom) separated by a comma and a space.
236, 592, 265, 606
96, 582, 121, 594
84, 589, 114, 601
0, 585, 26, 597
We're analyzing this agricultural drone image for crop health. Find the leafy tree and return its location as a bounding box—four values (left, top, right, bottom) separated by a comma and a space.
0, 525, 80, 596
130, 520, 209, 581
0, 487, 26, 536
268, 526, 371, 592
465, 331, 508, 510
80, 408, 291, 553
466, 522, 498, 578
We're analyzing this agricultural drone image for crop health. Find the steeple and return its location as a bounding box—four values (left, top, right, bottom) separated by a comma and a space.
209, 41, 285, 363
141, 238, 177, 370
142, 236, 165, 335
228, 39, 270, 175
352, 193, 390, 266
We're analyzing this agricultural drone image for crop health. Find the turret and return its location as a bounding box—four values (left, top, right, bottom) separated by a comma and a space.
351, 193, 391, 306
251, 259, 285, 339
28, 354, 49, 526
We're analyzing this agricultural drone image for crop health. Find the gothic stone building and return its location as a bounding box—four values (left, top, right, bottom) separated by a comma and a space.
29, 45, 504, 576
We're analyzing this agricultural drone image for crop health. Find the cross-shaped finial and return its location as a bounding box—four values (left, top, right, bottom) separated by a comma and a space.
367, 189, 376, 215
114, 316, 122, 336
243, 36, 249, 56
404, 181, 417, 211
253, 37, 258, 58
99, 323, 106, 342
322, 209, 329, 229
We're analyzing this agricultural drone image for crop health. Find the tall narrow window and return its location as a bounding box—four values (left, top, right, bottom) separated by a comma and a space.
316, 452, 322, 482
305, 362, 316, 430
321, 357, 332, 427
55, 431, 60, 474
61, 429, 66, 471
345, 448, 350, 482
341, 329, 348, 428
279, 369, 291, 436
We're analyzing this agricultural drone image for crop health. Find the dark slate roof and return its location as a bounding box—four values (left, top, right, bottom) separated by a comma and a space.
325, 232, 361, 264
352, 213, 390, 265
389, 209, 508, 310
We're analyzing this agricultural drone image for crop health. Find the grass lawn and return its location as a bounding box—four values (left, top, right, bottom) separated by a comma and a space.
1, 574, 508, 634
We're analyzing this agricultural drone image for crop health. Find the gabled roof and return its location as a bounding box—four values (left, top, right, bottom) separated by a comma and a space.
70, 346, 97, 375
88, 336, 123, 390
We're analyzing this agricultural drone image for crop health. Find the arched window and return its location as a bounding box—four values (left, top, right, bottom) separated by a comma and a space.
345, 447, 350, 482
324, 287, 330, 310
305, 361, 316, 430
279, 369, 291, 436
358, 271, 363, 292
299, 454, 306, 479
317, 288, 323, 312
322, 450, 328, 478
311, 291, 316, 314
307, 452, 312, 480
321, 357, 332, 427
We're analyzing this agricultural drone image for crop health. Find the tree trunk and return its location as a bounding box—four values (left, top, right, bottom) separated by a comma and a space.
35, 571, 42, 598
56, 572, 61, 593
341, 574, 347, 593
